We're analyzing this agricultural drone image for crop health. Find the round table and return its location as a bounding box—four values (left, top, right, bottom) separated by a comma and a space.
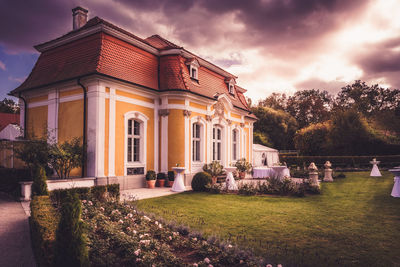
252, 167, 274, 178
224, 167, 238, 190
171, 167, 186, 192
389, 168, 400, 198
271, 166, 290, 180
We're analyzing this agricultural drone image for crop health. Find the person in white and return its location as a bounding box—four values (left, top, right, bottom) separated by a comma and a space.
370, 158, 382, 177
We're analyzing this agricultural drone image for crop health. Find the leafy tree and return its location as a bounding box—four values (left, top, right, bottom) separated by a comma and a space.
252, 106, 298, 150
294, 121, 331, 156
253, 131, 272, 147
0, 98, 20, 114
31, 165, 48, 196
54, 192, 89, 267
258, 92, 287, 110
14, 138, 49, 175
286, 89, 333, 128
336, 80, 400, 116
48, 137, 84, 179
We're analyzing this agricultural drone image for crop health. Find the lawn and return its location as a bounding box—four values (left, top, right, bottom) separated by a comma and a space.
137, 172, 400, 266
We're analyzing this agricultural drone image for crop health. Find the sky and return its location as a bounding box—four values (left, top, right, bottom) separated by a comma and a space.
0, 0, 400, 103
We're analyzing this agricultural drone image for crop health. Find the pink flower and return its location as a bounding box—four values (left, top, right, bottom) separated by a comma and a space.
193, 264, 198, 267
169, 236, 172, 240
82, 200, 87, 203
208, 265, 213, 267
204, 258, 210, 264
118, 219, 123, 224
100, 207, 105, 211
266, 265, 273, 267
277, 265, 283, 267
134, 249, 140, 256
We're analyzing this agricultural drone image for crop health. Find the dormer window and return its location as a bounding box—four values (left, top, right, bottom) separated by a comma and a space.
186, 58, 200, 81
225, 77, 236, 96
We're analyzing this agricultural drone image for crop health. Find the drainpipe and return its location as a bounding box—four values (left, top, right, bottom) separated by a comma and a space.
77, 78, 87, 178
18, 93, 27, 139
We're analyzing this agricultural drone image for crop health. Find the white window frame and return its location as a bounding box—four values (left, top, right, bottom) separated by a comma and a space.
192, 123, 201, 162
212, 125, 223, 162
186, 59, 200, 80
232, 128, 239, 161
124, 111, 149, 176
190, 116, 206, 172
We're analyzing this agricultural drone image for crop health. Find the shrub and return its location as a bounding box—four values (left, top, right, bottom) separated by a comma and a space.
54, 192, 89, 267
205, 183, 223, 193
157, 172, 166, 180
146, 170, 156, 180
279, 177, 296, 195
235, 158, 252, 173
30, 196, 59, 267
191, 172, 212, 192
31, 166, 48, 197
202, 161, 224, 177
107, 184, 120, 200
91, 185, 107, 201
238, 183, 257, 195
167, 171, 175, 181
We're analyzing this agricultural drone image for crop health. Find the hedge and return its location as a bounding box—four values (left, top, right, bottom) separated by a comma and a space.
30, 196, 60, 267
50, 184, 120, 206
281, 155, 400, 169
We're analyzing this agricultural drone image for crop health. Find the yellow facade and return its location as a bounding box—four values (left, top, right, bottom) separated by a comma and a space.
168, 109, 185, 170
168, 99, 185, 105
189, 101, 207, 110
104, 98, 110, 177
116, 90, 154, 104
26, 106, 48, 138
59, 88, 82, 97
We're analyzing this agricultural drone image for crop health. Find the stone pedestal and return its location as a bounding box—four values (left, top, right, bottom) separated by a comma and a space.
323, 161, 333, 182
308, 162, 319, 185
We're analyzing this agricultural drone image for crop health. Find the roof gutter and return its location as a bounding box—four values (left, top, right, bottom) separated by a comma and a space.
77, 78, 87, 178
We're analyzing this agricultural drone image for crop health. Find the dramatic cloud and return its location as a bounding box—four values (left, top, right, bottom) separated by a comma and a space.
0, 0, 399, 101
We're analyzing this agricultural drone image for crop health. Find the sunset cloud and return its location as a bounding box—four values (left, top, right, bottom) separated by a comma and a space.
0, 0, 399, 101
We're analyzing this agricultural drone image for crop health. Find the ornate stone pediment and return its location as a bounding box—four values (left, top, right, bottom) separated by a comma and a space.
214, 100, 225, 118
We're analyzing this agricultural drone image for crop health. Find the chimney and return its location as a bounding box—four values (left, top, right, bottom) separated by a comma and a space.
72, 6, 88, 30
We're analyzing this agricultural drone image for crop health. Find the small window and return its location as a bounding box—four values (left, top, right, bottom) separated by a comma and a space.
229, 85, 234, 95
192, 123, 201, 161
213, 126, 222, 161
232, 129, 238, 161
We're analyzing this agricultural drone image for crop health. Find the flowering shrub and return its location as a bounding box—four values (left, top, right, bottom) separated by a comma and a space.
82, 198, 265, 266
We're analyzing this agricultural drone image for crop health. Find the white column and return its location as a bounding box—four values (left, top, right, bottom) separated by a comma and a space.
47, 89, 59, 143
19, 99, 25, 136
154, 98, 159, 173
87, 83, 106, 178
249, 123, 253, 163
184, 99, 190, 173
108, 88, 116, 177
160, 96, 168, 173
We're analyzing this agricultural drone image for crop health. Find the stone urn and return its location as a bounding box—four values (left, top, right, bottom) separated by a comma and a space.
308, 162, 319, 185
323, 161, 333, 182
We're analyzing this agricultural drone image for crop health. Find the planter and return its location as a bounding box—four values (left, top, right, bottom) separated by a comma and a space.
147, 180, 156, 189
167, 180, 174, 187
211, 176, 217, 185
157, 179, 165, 187
239, 172, 246, 179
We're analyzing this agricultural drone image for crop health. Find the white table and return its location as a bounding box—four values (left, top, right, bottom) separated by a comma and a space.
224, 167, 238, 190
171, 167, 186, 192
271, 166, 290, 180
389, 168, 400, 198
252, 167, 274, 178
370, 160, 382, 177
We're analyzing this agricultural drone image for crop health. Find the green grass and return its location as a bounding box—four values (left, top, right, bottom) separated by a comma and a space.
137, 172, 400, 266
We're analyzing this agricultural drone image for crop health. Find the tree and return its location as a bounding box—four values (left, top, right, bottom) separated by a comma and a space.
14, 138, 49, 175
48, 137, 84, 179
31, 166, 48, 196
286, 89, 333, 128
253, 131, 272, 147
294, 121, 331, 156
258, 92, 287, 110
54, 192, 89, 267
0, 98, 20, 114
336, 80, 400, 116
252, 106, 298, 150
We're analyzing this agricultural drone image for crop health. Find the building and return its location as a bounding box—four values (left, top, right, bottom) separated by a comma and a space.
9, 7, 256, 189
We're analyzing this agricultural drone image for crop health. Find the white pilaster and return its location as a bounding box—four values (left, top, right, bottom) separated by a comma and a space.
87, 83, 106, 178
47, 89, 59, 143
154, 98, 159, 173
184, 99, 190, 173
160, 96, 168, 173
108, 88, 116, 177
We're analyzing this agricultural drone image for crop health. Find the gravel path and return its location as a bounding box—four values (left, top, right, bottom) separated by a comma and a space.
0, 194, 36, 267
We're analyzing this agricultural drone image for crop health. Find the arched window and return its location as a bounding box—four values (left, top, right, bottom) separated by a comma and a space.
213, 126, 222, 161
232, 129, 239, 161
124, 111, 148, 175
192, 123, 201, 162
127, 119, 141, 162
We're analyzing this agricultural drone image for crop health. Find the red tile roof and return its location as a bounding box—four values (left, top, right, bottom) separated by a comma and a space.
11, 17, 252, 113
0, 113, 19, 132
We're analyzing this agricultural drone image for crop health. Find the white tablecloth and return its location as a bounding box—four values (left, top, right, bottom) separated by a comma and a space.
253, 167, 290, 179
392, 177, 400, 197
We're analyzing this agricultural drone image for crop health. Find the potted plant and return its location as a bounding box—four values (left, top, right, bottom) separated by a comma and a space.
156, 172, 166, 187
145, 170, 156, 188
203, 161, 224, 184
235, 158, 252, 179
167, 171, 175, 187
